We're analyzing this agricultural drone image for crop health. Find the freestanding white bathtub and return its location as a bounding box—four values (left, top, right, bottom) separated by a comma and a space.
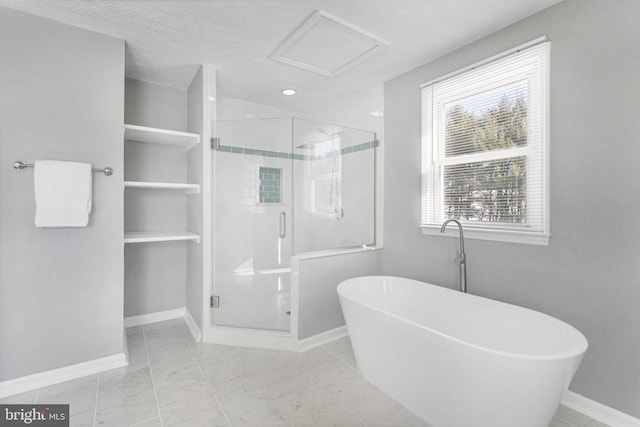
337, 276, 588, 427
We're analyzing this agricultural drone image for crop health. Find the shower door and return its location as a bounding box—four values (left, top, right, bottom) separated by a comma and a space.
211, 118, 292, 332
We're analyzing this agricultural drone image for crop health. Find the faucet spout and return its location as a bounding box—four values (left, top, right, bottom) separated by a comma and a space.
440, 219, 467, 293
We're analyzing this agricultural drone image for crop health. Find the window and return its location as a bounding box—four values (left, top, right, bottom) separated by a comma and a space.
421, 39, 550, 245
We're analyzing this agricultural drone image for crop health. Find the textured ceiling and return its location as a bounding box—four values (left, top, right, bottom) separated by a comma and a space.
0, 0, 563, 113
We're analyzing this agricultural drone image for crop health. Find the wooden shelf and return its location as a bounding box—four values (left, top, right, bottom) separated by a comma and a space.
124, 231, 200, 244
124, 124, 200, 151
124, 181, 200, 194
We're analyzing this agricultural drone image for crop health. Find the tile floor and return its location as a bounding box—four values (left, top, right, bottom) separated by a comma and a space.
1, 319, 609, 427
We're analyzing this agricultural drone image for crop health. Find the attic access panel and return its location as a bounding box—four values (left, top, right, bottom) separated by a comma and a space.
270, 10, 388, 78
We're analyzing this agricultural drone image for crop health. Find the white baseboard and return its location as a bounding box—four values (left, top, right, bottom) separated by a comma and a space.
562, 390, 640, 427
124, 308, 201, 342
123, 308, 185, 328
184, 309, 202, 342
297, 325, 348, 352
0, 353, 127, 399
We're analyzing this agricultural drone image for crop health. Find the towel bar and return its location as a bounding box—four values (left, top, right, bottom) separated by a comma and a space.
13, 161, 113, 176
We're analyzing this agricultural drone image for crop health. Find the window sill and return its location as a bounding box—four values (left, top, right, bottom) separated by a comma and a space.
420, 224, 550, 246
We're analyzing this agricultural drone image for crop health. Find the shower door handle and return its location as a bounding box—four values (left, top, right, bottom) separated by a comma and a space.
279, 211, 286, 239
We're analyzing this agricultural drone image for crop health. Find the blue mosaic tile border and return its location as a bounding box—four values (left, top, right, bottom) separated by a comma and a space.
217, 140, 378, 160
218, 145, 308, 160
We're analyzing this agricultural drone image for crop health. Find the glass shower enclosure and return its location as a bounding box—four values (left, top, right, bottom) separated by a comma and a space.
211, 117, 376, 333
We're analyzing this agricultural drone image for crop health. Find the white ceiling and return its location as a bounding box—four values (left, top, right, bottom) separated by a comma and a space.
0, 0, 562, 113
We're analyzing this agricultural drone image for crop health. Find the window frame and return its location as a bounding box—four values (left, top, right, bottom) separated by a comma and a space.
420, 38, 551, 246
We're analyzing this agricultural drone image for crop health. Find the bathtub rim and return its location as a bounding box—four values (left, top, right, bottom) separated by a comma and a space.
338, 275, 588, 362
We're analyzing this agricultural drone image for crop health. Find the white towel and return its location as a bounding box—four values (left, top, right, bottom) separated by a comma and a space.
34, 160, 92, 227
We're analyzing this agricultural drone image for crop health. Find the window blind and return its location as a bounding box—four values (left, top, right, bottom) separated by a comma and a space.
421, 41, 549, 236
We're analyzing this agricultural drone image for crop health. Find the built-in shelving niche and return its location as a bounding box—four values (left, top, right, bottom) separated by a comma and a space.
124, 124, 201, 244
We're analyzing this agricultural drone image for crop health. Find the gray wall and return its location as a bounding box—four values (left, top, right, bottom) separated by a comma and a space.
124, 78, 188, 317
0, 8, 124, 380
382, 0, 640, 417
124, 78, 187, 131
297, 250, 382, 339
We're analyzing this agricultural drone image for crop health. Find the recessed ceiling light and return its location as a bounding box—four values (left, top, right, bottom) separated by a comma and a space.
370, 110, 384, 117
282, 89, 297, 96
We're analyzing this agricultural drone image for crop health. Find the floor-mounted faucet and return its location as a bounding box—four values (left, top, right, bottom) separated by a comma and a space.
440, 219, 467, 293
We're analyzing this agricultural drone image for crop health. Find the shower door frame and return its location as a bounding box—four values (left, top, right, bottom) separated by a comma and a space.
202, 118, 300, 350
